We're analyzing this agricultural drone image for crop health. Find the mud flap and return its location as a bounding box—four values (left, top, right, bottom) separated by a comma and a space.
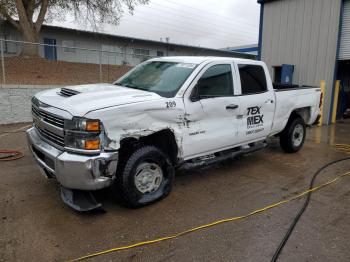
61, 187, 102, 212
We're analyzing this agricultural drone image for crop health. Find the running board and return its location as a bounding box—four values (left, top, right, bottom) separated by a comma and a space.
179, 141, 267, 170
61, 187, 102, 212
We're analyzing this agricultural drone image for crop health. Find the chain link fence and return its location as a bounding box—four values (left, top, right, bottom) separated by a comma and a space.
0, 39, 160, 85
0, 38, 251, 124
0, 39, 162, 124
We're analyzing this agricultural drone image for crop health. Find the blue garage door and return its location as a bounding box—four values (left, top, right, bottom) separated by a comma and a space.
44, 38, 57, 61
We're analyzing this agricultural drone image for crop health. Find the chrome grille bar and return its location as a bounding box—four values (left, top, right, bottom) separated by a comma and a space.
32, 105, 64, 128
31, 99, 66, 148
36, 125, 65, 147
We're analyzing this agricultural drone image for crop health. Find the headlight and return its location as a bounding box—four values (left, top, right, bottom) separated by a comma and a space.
64, 117, 101, 151
64, 117, 100, 132
65, 134, 100, 150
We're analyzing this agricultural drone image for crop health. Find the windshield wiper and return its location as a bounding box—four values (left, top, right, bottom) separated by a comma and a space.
116, 83, 158, 95
118, 83, 142, 89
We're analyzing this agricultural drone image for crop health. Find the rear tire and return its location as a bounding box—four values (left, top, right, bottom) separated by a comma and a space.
114, 145, 175, 208
280, 116, 306, 153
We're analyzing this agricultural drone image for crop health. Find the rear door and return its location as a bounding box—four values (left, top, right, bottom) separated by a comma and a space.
235, 63, 275, 143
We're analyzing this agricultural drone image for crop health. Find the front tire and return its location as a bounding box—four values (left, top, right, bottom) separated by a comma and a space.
280, 116, 306, 153
114, 145, 175, 208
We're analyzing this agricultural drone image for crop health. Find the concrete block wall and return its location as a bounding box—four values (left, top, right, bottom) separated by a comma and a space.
0, 85, 62, 124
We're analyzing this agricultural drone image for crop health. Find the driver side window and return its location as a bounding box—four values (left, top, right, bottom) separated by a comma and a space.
197, 64, 234, 98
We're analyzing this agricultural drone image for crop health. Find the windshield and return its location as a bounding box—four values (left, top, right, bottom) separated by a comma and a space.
115, 61, 197, 98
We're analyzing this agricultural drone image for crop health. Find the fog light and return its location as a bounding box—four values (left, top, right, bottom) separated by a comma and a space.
85, 139, 100, 150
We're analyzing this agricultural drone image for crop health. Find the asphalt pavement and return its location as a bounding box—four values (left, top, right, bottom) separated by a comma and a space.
1, 122, 349, 262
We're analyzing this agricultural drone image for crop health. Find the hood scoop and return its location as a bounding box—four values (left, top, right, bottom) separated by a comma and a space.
60, 88, 80, 97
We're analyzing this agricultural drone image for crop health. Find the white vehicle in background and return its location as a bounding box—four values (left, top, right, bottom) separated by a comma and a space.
26, 56, 321, 211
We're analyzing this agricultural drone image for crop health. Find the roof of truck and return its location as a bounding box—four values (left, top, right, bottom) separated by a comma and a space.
152, 56, 259, 65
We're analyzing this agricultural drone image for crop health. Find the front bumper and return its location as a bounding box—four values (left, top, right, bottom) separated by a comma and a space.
26, 126, 118, 190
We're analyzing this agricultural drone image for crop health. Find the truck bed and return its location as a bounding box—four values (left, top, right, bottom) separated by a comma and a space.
273, 83, 317, 91
271, 86, 321, 135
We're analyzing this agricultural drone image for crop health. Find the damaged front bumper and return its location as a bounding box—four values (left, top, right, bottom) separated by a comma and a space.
26, 127, 118, 191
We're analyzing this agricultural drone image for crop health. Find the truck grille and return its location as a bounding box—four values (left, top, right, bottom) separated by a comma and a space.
31, 99, 66, 148
32, 105, 64, 128
35, 125, 65, 147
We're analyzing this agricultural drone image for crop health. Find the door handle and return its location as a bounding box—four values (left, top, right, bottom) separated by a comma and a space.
226, 104, 239, 110
265, 99, 274, 104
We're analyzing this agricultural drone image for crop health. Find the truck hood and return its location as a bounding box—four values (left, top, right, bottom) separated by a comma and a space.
35, 83, 162, 116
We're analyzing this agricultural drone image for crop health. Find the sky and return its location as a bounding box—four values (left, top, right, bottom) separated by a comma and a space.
50, 0, 260, 49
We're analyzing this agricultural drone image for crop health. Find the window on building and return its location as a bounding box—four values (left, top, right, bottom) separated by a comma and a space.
197, 64, 234, 98
62, 40, 75, 52
3, 35, 18, 54
133, 48, 150, 57
157, 50, 164, 57
102, 44, 120, 56
238, 64, 267, 95
4, 40, 18, 54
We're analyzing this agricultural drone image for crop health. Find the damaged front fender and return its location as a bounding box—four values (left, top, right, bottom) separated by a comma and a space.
85, 97, 186, 158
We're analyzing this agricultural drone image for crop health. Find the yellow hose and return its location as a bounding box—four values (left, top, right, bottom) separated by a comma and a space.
334, 144, 350, 154
68, 171, 350, 261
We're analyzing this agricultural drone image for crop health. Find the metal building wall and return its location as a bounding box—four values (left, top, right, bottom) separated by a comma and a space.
261, 0, 342, 123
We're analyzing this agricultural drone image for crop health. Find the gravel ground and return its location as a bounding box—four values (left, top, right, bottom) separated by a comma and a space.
0, 122, 349, 262
2, 57, 132, 85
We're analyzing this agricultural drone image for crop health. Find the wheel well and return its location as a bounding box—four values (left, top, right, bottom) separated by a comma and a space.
290, 107, 311, 124
119, 129, 179, 164
276, 108, 310, 137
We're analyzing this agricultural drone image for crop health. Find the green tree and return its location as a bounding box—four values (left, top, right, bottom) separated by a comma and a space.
0, 0, 148, 57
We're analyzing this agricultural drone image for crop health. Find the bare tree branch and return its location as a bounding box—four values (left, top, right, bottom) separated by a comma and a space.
15, 0, 31, 29
14, 0, 27, 20
1, 0, 150, 56
35, 0, 48, 32
0, 5, 20, 29
26, 0, 36, 20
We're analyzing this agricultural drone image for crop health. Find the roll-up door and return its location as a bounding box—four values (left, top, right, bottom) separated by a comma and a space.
339, 0, 350, 60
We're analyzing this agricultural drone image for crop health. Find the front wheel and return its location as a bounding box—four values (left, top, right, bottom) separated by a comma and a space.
114, 145, 175, 208
280, 116, 306, 153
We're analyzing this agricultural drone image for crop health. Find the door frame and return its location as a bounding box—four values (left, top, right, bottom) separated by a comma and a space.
181, 60, 242, 159
232, 61, 276, 143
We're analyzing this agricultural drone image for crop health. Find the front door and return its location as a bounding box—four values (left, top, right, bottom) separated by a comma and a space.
182, 62, 241, 159
44, 38, 57, 61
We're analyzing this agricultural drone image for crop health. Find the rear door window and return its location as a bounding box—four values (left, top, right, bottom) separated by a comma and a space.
238, 64, 267, 95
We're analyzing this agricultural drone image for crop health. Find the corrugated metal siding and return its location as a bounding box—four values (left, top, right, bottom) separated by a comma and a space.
339, 0, 350, 60
261, 0, 342, 124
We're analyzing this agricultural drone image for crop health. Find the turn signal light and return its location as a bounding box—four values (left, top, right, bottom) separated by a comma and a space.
85, 139, 100, 150
86, 121, 100, 132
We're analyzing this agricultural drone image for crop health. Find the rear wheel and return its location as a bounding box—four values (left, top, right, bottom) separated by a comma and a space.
114, 145, 175, 208
280, 116, 306, 153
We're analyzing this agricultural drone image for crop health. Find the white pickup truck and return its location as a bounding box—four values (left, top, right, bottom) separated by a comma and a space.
26, 57, 321, 211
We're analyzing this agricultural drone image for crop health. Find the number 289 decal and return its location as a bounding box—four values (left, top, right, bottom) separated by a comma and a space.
166, 101, 176, 108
